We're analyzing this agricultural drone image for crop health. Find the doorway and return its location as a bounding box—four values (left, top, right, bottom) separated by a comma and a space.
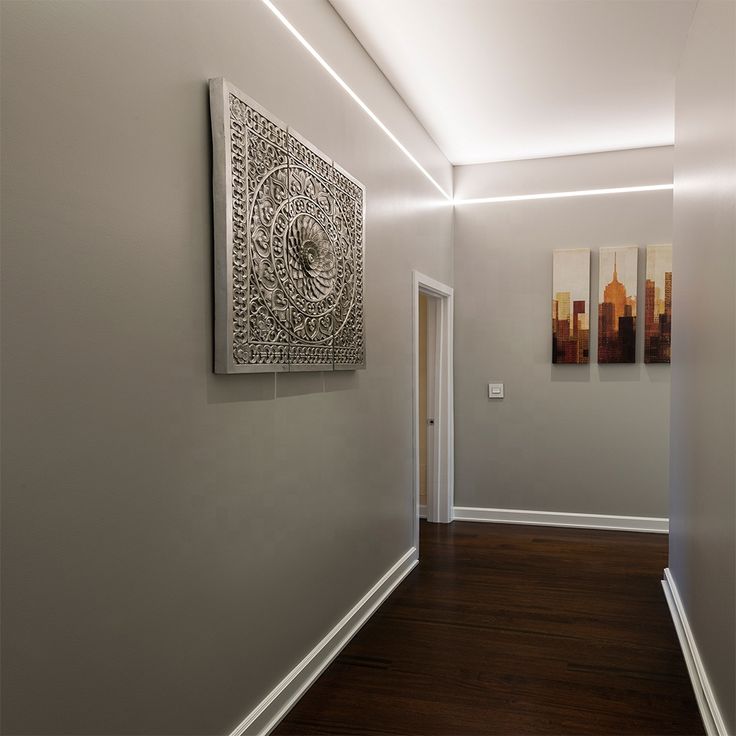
412, 272, 454, 551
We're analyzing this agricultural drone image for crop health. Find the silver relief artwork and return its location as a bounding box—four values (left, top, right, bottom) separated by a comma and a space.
209, 78, 366, 373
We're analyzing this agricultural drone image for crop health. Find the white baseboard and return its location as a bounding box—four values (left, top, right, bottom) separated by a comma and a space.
419, 504, 427, 519
229, 547, 418, 736
453, 506, 669, 533
662, 568, 729, 736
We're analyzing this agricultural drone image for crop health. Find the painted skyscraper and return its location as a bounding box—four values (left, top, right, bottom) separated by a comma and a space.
598, 246, 638, 363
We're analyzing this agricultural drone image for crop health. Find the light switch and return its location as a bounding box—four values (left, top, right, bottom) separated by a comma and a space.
488, 383, 504, 399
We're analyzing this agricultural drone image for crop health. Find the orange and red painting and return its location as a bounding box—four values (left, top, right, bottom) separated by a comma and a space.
644, 244, 672, 363
598, 245, 638, 363
552, 248, 590, 364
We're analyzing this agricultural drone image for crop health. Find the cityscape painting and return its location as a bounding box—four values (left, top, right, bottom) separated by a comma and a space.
552, 248, 590, 364
644, 244, 672, 363
598, 245, 638, 363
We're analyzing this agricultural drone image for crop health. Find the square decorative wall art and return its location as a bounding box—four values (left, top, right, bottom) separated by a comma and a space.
209, 78, 365, 373
552, 248, 590, 364
598, 245, 638, 363
644, 244, 672, 363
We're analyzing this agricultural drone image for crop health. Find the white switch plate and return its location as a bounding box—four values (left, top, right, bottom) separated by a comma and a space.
488, 383, 504, 399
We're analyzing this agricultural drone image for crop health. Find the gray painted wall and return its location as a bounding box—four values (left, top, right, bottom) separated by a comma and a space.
669, 1, 736, 731
0, 1, 453, 733
453, 149, 672, 516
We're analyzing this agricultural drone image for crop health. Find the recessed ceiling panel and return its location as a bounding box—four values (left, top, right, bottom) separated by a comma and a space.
330, 0, 696, 165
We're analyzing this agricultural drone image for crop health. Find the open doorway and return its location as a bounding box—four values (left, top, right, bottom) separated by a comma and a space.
418, 292, 429, 519
412, 272, 454, 552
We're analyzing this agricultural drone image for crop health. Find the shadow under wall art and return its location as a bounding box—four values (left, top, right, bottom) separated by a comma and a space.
644, 244, 672, 363
208, 77, 366, 373
552, 248, 590, 364
598, 245, 638, 363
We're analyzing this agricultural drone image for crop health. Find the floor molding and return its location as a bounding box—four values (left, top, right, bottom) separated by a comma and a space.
419, 504, 427, 519
662, 568, 728, 736
229, 547, 418, 736
452, 506, 669, 533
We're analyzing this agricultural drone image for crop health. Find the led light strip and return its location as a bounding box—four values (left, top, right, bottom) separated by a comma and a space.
454, 183, 674, 205
260, 0, 452, 201
261, 0, 674, 207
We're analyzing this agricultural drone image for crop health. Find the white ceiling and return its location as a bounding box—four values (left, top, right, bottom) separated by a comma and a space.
330, 0, 697, 165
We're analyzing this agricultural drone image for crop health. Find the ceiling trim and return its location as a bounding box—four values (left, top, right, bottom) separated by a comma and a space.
260, 0, 452, 201
261, 1, 675, 208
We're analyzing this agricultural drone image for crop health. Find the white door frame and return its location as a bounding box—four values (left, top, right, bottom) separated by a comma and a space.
412, 271, 454, 550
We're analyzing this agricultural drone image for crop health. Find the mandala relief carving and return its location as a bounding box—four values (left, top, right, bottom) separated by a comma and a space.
210, 79, 365, 373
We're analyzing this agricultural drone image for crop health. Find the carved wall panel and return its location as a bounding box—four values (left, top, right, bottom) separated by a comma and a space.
209, 78, 366, 373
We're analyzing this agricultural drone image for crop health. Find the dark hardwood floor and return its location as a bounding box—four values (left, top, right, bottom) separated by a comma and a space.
274, 521, 704, 736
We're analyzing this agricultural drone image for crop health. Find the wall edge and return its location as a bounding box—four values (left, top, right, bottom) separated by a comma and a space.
453, 506, 669, 533
662, 568, 729, 736
229, 547, 418, 736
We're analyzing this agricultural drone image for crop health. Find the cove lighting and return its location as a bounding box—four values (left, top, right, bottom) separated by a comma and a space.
260, 1, 674, 208
260, 0, 452, 201
454, 183, 674, 205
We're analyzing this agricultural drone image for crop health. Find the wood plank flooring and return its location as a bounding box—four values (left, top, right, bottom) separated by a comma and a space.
274, 521, 704, 735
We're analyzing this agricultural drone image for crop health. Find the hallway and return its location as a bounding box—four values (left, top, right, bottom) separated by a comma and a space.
275, 521, 703, 735
2, 2, 734, 733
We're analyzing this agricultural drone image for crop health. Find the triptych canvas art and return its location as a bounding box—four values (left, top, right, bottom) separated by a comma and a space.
552, 245, 672, 364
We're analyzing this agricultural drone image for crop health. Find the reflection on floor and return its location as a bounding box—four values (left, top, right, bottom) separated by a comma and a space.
274, 520, 703, 735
